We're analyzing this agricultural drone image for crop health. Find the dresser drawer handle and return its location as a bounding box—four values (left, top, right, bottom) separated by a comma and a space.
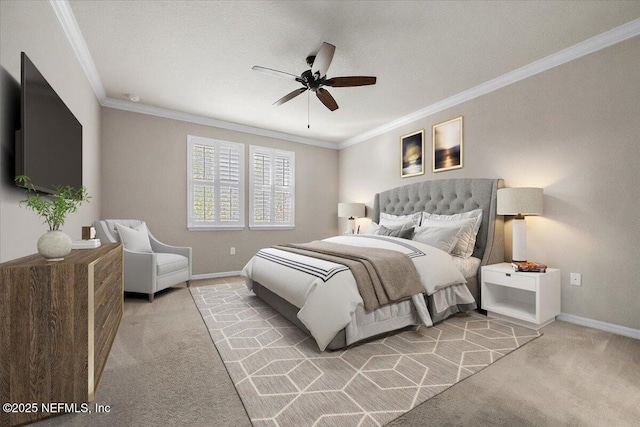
505, 273, 511, 277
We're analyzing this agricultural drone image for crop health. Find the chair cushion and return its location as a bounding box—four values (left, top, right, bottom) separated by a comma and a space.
156, 253, 188, 276
104, 219, 144, 242
115, 222, 153, 253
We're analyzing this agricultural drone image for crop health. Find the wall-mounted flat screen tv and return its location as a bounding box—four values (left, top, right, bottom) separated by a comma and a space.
15, 52, 82, 194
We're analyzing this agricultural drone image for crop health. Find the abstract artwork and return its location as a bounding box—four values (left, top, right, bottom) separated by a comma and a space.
432, 116, 463, 172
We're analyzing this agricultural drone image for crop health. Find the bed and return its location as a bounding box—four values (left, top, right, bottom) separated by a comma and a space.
242, 178, 504, 350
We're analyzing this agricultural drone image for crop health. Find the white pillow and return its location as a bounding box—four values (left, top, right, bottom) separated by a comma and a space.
421, 209, 483, 236
379, 212, 422, 229
365, 222, 382, 235
421, 209, 483, 258
115, 222, 153, 253
420, 217, 477, 258
413, 225, 460, 253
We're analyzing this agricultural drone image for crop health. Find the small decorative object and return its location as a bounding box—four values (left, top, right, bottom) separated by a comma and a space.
71, 239, 101, 250
400, 129, 425, 178
81, 225, 96, 240
37, 230, 73, 261
432, 116, 463, 172
15, 175, 90, 261
512, 261, 547, 273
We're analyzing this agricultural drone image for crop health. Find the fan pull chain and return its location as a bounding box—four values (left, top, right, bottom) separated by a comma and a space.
307, 91, 310, 129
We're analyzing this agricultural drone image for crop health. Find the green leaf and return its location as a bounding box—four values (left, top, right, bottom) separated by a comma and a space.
15, 175, 91, 231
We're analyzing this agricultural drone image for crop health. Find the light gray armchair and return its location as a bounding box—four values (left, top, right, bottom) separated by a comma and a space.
94, 219, 192, 302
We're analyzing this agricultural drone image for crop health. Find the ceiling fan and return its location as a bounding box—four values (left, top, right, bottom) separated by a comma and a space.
252, 42, 377, 112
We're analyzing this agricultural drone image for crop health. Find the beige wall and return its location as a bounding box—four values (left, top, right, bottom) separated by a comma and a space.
100, 108, 338, 275
0, 0, 102, 262
339, 37, 640, 330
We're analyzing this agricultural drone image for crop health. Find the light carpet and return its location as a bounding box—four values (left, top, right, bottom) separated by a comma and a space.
191, 283, 540, 427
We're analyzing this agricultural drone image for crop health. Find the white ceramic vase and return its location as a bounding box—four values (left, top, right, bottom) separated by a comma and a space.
37, 230, 72, 261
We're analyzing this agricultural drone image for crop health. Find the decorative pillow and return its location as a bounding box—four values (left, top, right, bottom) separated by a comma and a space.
412, 225, 460, 253
115, 222, 153, 253
366, 220, 405, 234
377, 225, 415, 239
420, 209, 483, 258
379, 212, 422, 229
365, 222, 382, 235
419, 217, 477, 258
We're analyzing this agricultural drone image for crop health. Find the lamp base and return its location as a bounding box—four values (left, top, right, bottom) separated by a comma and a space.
346, 218, 356, 234
512, 218, 527, 262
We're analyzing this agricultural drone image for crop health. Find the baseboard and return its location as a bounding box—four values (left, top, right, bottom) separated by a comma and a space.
557, 313, 640, 340
191, 271, 242, 280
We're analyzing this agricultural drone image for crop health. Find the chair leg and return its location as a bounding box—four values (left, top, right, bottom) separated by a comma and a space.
148, 293, 154, 303
186, 280, 190, 288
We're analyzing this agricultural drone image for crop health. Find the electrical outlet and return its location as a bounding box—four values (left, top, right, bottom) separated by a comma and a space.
230, 247, 236, 255
570, 273, 582, 286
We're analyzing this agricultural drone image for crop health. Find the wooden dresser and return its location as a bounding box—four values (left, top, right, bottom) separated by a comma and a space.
0, 243, 123, 426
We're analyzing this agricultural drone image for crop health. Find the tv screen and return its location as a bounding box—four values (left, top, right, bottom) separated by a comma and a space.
15, 52, 82, 194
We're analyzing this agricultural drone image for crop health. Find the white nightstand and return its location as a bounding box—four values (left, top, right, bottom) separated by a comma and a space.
481, 263, 561, 330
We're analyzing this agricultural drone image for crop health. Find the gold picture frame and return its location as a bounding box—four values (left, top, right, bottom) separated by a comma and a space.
400, 129, 425, 178
432, 116, 463, 172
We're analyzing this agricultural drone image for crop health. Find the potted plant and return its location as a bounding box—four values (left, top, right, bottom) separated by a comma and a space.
15, 175, 90, 261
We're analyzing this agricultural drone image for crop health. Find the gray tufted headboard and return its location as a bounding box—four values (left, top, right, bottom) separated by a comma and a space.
374, 178, 504, 268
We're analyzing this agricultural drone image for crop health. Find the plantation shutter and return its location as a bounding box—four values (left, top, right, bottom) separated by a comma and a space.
249, 146, 295, 229
188, 136, 245, 230
191, 144, 215, 223
218, 145, 242, 223
252, 152, 271, 223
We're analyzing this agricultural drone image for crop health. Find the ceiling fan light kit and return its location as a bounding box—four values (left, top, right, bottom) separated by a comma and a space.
252, 42, 377, 113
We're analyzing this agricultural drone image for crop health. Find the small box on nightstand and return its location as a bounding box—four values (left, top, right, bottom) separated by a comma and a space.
481, 263, 561, 330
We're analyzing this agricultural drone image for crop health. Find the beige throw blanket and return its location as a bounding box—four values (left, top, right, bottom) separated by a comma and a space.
275, 241, 424, 311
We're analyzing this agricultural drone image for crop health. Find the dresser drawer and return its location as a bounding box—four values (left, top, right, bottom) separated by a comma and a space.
483, 269, 536, 292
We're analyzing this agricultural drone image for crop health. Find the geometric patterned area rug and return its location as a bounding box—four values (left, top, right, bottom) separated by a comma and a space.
191, 283, 540, 427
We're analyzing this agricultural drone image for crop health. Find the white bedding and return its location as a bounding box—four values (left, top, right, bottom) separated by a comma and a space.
241, 235, 469, 350
451, 256, 482, 278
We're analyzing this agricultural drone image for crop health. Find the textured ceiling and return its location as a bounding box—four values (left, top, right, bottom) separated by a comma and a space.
68, 1, 640, 144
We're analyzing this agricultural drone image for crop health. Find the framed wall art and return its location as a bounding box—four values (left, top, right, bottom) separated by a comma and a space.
400, 129, 425, 178
432, 116, 463, 172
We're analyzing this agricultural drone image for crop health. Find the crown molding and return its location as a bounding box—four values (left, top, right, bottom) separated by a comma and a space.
339, 18, 640, 150
49, 0, 106, 102
102, 98, 338, 149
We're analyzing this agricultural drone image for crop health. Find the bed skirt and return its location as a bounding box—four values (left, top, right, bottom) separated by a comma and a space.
251, 280, 477, 350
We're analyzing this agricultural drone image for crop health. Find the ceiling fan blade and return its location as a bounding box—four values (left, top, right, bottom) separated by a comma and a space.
252, 66, 300, 82
324, 76, 377, 87
316, 88, 338, 111
311, 42, 335, 79
274, 87, 307, 106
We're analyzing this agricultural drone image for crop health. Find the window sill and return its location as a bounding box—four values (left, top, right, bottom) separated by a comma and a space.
188, 226, 245, 231
249, 225, 295, 231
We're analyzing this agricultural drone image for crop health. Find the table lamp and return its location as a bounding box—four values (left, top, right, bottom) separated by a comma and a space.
338, 203, 365, 234
497, 187, 543, 262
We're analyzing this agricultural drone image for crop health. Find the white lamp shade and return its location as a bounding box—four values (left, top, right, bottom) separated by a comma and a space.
497, 187, 543, 216
338, 203, 365, 218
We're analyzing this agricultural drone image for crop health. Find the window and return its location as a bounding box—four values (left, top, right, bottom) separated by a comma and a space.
187, 135, 244, 230
249, 145, 295, 229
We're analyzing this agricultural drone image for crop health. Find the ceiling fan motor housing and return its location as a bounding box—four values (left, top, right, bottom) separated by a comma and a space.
300, 69, 322, 91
